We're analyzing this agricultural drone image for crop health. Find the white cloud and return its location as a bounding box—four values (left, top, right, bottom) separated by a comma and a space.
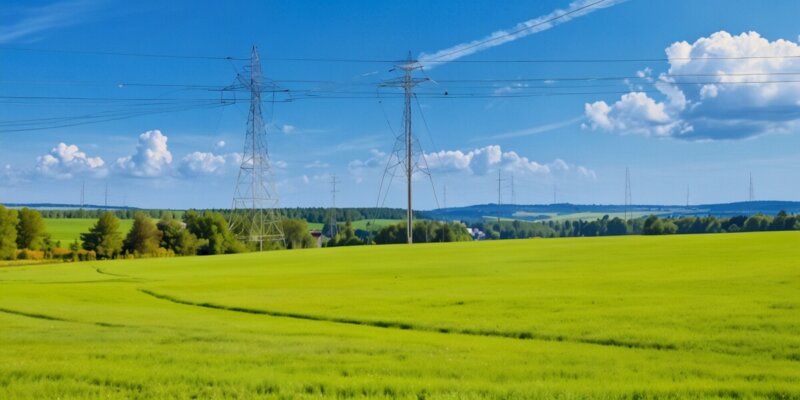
348, 149, 386, 171
418, 0, 628, 69
585, 31, 800, 140
1, 163, 25, 185
178, 152, 226, 176
493, 83, 529, 95
273, 160, 288, 169
348, 149, 387, 183
305, 160, 330, 169
422, 145, 595, 179
215, 140, 226, 149
0, 0, 99, 44
280, 124, 296, 134
114, 130, 173, 177
35, 143, 105, 179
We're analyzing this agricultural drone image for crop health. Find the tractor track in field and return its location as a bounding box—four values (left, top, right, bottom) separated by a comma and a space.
0, 306, 127, 328
138, 288, 677, 352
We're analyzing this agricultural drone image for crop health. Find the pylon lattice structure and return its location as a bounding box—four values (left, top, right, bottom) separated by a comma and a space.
329, 174, 340, 238
229, 45, 285, 250
624, 167, 632, 221
377, 52, 431, 244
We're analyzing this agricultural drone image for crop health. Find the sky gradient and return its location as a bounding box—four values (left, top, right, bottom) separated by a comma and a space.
2, 0, 800, 209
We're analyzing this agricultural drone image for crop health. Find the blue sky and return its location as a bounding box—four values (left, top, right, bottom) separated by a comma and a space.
2, 0, 800, 209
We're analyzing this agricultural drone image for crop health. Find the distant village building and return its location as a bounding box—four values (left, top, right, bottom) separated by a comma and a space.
467, 228, 486, 240
309, 231, 324, 248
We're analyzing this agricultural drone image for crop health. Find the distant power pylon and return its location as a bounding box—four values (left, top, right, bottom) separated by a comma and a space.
624, 167, 632, 221
229, 45, 285, 250
497, 169, 505, 222
80, 180, 85, 209
378, 52, 430, 244
553, 182, 557, 204
685, 185, 690, 208
329, 174, 340, 238
749, 172, 755, 202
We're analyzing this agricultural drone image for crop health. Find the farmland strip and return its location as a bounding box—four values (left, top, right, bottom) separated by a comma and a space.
138, 288, 676, 351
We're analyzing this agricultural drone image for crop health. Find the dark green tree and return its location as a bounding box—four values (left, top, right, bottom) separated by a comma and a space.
281, 219, 316, 249
123, 212, 162, 257
157, 217, 203, 256
15, 208, 47, 250
81, 212, 123, 259
328, 221, 364, 247
606, 217, 628, 236
0, 205, 19, 260
184, 211, 246, 255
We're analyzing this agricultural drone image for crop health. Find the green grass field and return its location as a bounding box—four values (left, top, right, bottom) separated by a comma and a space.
1, 232, 799, 398
44, 218, 135, 246
309, 219, 406, 232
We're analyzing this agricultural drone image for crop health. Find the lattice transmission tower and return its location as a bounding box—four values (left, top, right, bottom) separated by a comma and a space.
229, 45, 284, 250
624, 167, 632, 221
377, 52, 431, 244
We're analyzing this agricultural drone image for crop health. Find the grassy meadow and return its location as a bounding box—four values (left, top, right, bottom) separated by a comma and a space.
1, 232, 799, 398
44, 218, 135, 246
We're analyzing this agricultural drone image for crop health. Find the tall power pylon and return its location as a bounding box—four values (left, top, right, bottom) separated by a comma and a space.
229, 45, 284, 250
553, 182, 557, 204
379, 52, 429, 244
686, 185, 690, 208
496, 169, 505, 222
510, 174, 516, 205
329, 174, 340, 238
624, 167, 632, 221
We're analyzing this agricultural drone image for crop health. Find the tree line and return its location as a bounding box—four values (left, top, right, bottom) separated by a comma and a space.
37, 207, 413, 223
469, 211, 800, 239
322, 220, 472, 247
0, 206, 321, 261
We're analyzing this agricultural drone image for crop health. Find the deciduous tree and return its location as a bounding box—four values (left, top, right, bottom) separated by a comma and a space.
81, 212, 123, 259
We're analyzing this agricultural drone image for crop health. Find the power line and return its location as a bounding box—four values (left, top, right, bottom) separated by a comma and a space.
0, 46, 247, 61
6, 73, 800, 93
7, 45, 800, 65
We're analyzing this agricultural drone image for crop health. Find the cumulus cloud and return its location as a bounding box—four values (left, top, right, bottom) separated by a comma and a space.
35, 143, 105, 179
215, 140, 226, 149
424, 145, 596, 179
178, 152, 226, 176
114, 130, 172, 177
348, 149, 386, 171
348, 149, 387, 183
178, 151, 243, 177
584, 31, 800, 140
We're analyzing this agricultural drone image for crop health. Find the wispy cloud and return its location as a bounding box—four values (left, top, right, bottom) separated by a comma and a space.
471, 117, 584, 142
418, 0, 627, 69
0, 0, 101, 44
